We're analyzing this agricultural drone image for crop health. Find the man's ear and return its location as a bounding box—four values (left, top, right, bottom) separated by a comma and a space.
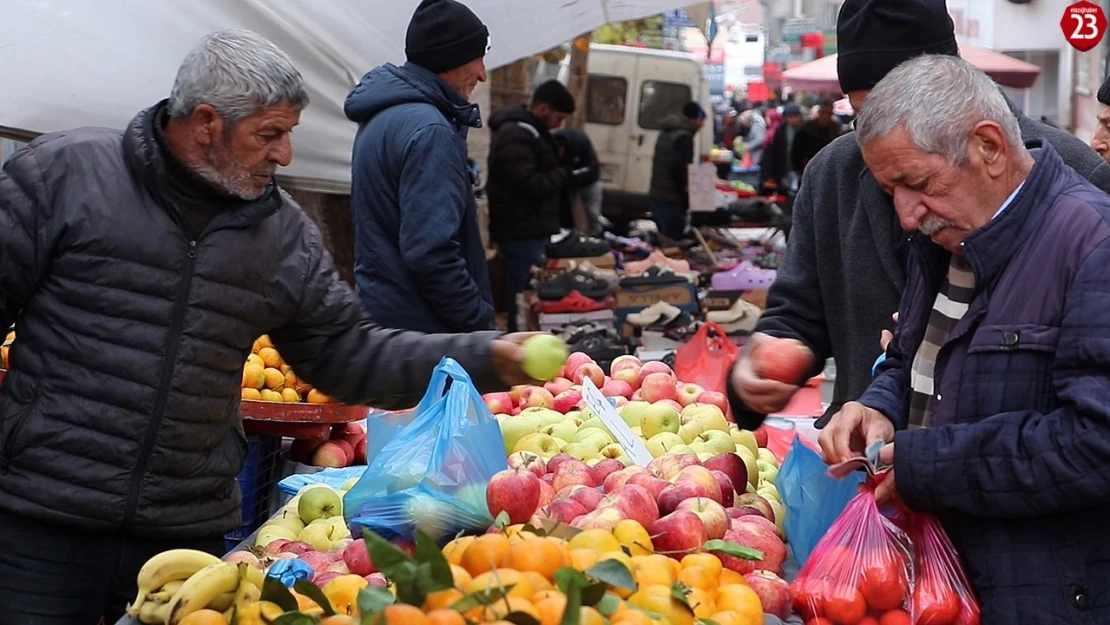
971, 121, 1009, 178
189, 104, 224, 147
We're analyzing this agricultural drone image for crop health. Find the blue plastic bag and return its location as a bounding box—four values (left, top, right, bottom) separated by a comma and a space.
277, 466, 367, 496
343, 358, 507, 544
778, 436, 865, 568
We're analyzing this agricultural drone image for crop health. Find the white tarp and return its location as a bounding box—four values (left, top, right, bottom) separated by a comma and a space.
1, 0, 693, 193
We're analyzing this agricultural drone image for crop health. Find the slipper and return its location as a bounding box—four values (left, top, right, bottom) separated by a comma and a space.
626, 301, 683, 327
710, 261, 777, 291
537, 268, 612, 301
620, 265, 689, 287
546, 231, 610, 259
706, 299, 762, 334
541, 291, 611, 314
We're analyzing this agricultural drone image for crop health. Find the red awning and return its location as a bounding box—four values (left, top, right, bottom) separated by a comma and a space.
782, 44, 1041, 93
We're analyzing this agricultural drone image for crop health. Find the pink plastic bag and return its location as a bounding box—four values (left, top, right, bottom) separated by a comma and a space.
908, 513, 981, 625
790, 476, 916, 624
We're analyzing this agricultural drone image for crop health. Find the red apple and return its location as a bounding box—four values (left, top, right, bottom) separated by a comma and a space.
704, 454, 747, 497
650, 510, 708, 555
640, 373, 679, 403
744, 571, 792, 620
658, 399, 683, 412
656, 481, 711, 516
543, 377, 573, 396
673, 465, 724, 504
313, 571, 343, 589
718, 529, 758, 575
572, 507, 624, 531
365, 573, 387, 588
342, 539, 376, 576
558, 484, 605, 511
541, 472, 554, 485
610, 396, 630, 409
609, 355, 642, 374
541, 498, 588, 524
311, 441, 349, 468
507, 451, 547, 479
630, 389, 643, 401
546, 453, 576, 475
601, 484, 660, 528
709, 470, 736, 507
728, 518, 787, 575
483, 392, 515, 415
564, 353, 595, 377
752, 338, 813, 385
353, 438, 368, 465
552, 389, 583, 413
603, 466, 647, 493
696, 391, 729, 413
611, 366, 642, 391
331, 439, 355, 465
626, 473, 670, 500
537, 480, 555, 508
728, 512, 782, 539
301, 550, 343, 572
508, 385, 529, 405
601, 379, 634, 399
486, 469, 542, 525
590, 458, 626, 485
734, 493, 775, 522
676, 496, 729, 539
647, 453, 701, 480
572, 363, 605, 388
520, 386, 555, 409
753, 427, 769, 448
552, 460, 597, 492
676, 383, 706, 407
289, 438, 324, 464
638, 361, 676, 383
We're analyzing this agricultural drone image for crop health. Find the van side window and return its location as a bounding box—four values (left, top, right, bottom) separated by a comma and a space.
638, 81, 692, 130
586, 76, 628, 126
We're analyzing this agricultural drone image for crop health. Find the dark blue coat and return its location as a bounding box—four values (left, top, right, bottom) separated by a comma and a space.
860, 142, 1110, 623
345, 63, 495, 334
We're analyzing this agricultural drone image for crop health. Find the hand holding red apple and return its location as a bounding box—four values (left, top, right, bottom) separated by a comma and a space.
730, 333, 807, 426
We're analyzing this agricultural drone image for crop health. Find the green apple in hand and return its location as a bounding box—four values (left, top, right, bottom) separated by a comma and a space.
521, 335, 570, 381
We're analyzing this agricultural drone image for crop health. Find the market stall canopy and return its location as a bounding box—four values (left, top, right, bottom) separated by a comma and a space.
782, 45, 1042, 94
1, 0, 698, 193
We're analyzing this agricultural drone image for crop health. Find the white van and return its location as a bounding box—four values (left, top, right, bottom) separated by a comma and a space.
583, 44, 712, 216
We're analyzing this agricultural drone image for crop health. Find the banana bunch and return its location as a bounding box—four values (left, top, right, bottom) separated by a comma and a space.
128, 549, 267, 625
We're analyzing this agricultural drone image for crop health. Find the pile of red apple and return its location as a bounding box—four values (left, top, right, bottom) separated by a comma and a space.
287, 422, 369, 469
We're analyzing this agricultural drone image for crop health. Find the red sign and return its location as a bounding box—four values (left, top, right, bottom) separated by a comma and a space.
1061, 0, 1107, 52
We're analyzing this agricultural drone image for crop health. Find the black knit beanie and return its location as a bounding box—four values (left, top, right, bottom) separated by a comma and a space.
837, 0, 959, 94
1099, 74, 1110, 106
406, 0, 490, 74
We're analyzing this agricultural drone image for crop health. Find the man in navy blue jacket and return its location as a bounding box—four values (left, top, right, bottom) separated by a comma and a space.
345, 0, 495, 333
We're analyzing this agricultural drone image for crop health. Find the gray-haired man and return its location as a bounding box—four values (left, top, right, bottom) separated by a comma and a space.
0, 29, 535, 623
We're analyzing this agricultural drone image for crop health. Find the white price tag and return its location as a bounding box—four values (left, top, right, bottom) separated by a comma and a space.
580, 378, 654, 467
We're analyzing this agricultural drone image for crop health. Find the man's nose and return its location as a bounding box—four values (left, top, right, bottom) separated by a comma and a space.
893, 187, 925, 231
270, 135, 293, 167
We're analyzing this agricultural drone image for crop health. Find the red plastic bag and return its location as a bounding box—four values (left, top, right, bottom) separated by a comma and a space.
908, 513, 980, 625
674, 322, 739, 395
790, 476, 916, 624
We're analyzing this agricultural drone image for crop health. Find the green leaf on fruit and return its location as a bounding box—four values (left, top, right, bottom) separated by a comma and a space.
596, 592, 622, 616
580, 581, 608, 606
585, 560, 636, 590
554, 567, 590, 596
358, 587, 396, 616
260, 576, 299, 612
494, 510, 511, 529
670, 583, 695, 616
504, 612, 542, 625
414, 530, 455, 591
557, 571, 584, 625
362, 529, 416, 579
272, 613, 316, 625
450, 585, 516, 613
703, 539, 764, 561
293, 579, 336, 616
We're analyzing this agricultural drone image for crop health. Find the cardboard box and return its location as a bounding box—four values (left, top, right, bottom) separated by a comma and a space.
705, 288, 768, 311
538, 309, 615, 332
615, 281, 697, 313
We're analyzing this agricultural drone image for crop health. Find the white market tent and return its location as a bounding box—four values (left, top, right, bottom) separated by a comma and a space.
1, 0, 697, 193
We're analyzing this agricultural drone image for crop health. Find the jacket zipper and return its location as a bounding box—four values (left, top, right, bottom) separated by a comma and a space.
122, 239, 197, 529
1, 390, 42, 471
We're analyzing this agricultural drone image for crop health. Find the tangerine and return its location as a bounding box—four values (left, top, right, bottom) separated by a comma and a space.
718, 569, 746, 586
824, 587, 867, 625
628, 585, 694, 625
449, 564, 472, 588
442, 536, 476, 566
715, 584, 763, 623
178, 610, 228, 625
367, 604, 429, 625
567, 528, 622, 553
685, 587, 717, 617
579, 606, 605, 625
459, 533, 511, 576
879, 610, 912, 625
611, 609, 654, 625
466, 568, 534, 599
708, 611, 755, 625
680, 553, 723, 579
423, 588, 464, 611
508, 536, 567, 579
568, 548, 600, 571
482, 596, 540, 622
632, 557, 674, 588
676, 565, 718, 596
523, 571, 553, 593
860, 553, 909, 612
424, 609, 465, 625
534, 593, 568, 625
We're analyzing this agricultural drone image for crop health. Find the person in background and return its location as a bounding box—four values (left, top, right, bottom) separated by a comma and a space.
824, 54, 1110, 623
648, 101, 706, 240
738, 109, 767, 165
791, 98, 839, 179
345, 0, 495, 334
727, 0, 1110, 431
553, 127, 605, 236
0, 29, 535, 624
762, 108, 782, 153
758, 102, 803, 191
1089, 74, 1110, 164
487, 80, 579, 332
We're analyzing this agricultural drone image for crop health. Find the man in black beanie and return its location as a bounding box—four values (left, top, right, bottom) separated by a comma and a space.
648, 101, 706, 239
1090, 76, 1110, 163
343, 0, 497, 334
727, 0, 1110, 430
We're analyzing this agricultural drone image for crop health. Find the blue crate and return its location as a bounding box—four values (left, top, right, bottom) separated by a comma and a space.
223, 523, 256, 554
236, 435, 283, 527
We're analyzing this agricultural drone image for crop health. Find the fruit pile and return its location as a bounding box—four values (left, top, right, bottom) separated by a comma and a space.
1, 329, 12, 370
126, 549, 266, 624
241, 335, 333, 404
253, 483, 357, 556
286, 423, 369, 469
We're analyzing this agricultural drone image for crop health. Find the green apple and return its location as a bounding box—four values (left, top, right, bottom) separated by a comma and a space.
757, 459, 780, 485
298, 486, 342, 523
730, 428, 759, 457
255, 523, 298, 548
677, 420, 704, 444
298, 522, 337, 551
735, 448, 759, 489
521, 334, 569, 381
564, 410, 582, 421
578, 417, 609, 434
766, 499, 786, 533
758, 483, 781, 504
500, 415, 541, 451
268, 509, 305, 534
573, 427, 614, 448
326, 516, 352, 541
645, 432, 684, 457
640, 403, 680, 439
552, 437, 569, 450
541, 420, 578, 442
513, 432, 561, 458
564, 441, 602, 461
630, 426, 643, 437
687, 405, 730, 433
520, 407, 563, 426
698, 430, 737, 455
618, 401, 651, 428
599, 443, 630, 462
687, 440, 709, 455
668, 444, 697, 456
758, 448, 780, 468
696, 451, 716, 463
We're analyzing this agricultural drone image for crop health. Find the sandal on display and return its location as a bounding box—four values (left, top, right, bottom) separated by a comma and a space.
620, 265, 689, 287
626, 301, 684, 327
546, 231, 610, 259
541, 291, 612, 314
536, 268, 613, 301
710, 261, 777, 291
706, 298, 763, 334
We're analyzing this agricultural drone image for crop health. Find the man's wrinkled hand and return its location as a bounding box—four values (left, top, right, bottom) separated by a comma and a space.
818, 401, 895, 465
873, 443, 902, 505
491, 333, 543, 387
731, 333, 800, 417
880, 312, 899, 352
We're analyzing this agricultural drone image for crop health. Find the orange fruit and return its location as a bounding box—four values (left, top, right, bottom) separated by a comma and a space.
534, 593, 568, 625
613, 519, 654, 556
568, 548, 600, 571
423, 588, 464, 611
632, 557, 673, 588
611, 610, 654, 625
685, 587, 717, 618
256, 335, 275, 350
911, 579, 960, 625
680, 553, 723, 579
628, 585, 695, 625
860, 553, 909, 612
718, 569, 747, 586
879, 609, 913, 625
708, 611, 754, 625
824, 587, 867, 625
532, 589, 564, 603
508, 537, 567, 579
482, 597, 540, 622
449, 564, 472, 589
677, 566, 718, 596
568, 528, 622, 553
459, 533, 511, 576
579, 607, 605, 625
466, 568, 534, 599
715, 584, 763, 623
425, 610, 465, 625
443, 536, 476, 566
258, 347, 282, 368
367, 604, 429, 625
241, 388, 262, 401
178, 610, 228, 625
319, 617, 359, 625
523, 571, 553, 593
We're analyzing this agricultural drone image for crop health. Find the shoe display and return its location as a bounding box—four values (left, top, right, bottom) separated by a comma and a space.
545, 231, 610, 259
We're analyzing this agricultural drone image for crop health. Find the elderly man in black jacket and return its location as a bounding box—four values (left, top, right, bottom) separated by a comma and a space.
727, 0, 1110, 430
0, 30, 534, 624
